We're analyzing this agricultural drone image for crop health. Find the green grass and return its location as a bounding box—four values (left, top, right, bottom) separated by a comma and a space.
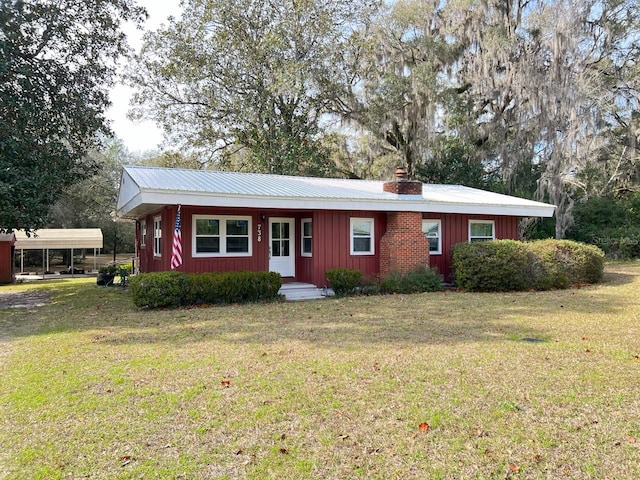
1, 262, 639, 479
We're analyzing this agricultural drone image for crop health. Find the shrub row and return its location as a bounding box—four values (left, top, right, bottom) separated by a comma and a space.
130, 270, 282, 308
326, 266, 444, 296
452, 239, 604, 292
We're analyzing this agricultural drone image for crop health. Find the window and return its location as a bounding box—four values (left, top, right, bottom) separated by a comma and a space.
422, 219, 442, 255
301, 219, 312, 256
469, 220, 495, 242
140, 222, 147, 246
350, 218, 374, 255
193, 215, 251, 256
153, 216, 162, 256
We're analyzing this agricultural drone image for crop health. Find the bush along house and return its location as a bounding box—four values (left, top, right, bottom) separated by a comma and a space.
116, 166, 555, 285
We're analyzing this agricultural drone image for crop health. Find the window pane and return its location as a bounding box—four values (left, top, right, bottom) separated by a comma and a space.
282, 240, 290, 256
227, 219, 248, 236
428, 237, 439, 252
352, 220, 371, 237
272, 240, 281, 256
353, 237, 371, 252
303, 221, 312, 237
196, 219, 219, 235
227, 237, 249, 253
271, 223, 281, 239
282, 222, 290, 238
470, 222, 493, 237
423, 222, 439, 237
196, 237, 220, 253
303, 238, 312, 254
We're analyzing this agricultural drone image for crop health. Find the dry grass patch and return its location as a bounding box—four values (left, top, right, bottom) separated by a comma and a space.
1, 264, 639, 479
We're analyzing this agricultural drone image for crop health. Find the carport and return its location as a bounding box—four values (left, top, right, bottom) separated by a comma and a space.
14, 229, 104, 277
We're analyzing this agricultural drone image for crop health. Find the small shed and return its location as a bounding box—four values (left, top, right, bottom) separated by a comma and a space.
0, 233, 16, 284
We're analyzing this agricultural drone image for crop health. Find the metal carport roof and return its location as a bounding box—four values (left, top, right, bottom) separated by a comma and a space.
14, 229, 103, 250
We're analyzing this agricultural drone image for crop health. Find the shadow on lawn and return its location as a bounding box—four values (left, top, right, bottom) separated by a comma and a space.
1, 267, 636, 348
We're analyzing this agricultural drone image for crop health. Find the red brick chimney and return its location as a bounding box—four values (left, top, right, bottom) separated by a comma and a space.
383, 167, 423, 195
379, 168, 430, 277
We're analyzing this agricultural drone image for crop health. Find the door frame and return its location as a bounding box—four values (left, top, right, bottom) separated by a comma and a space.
268, 217, 295, 277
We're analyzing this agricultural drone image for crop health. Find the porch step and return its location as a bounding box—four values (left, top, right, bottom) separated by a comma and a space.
278, 282, 334, 301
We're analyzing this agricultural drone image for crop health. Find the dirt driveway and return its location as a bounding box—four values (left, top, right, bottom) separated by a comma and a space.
0, 290, 51, 310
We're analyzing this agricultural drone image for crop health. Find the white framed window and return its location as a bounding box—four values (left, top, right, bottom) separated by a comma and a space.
193, 215, 252, 257
153, 216, 162, 256
422, 219, 442, 255
469, 220, 495, 242
350, 217, 374, 255
140, 222, 147, 246
301, 218, 312, 257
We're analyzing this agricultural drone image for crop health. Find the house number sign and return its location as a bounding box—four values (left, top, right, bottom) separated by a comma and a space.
257, 223, 262, 243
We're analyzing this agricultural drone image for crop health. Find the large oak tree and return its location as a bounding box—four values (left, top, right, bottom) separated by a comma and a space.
0, 0, 145, 232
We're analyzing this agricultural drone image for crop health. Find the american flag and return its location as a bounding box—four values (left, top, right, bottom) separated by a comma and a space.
170, 205, 183, 269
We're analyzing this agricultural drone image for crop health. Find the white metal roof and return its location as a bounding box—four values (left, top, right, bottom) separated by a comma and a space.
117, 165, 556, 218
14, 229, 104, 250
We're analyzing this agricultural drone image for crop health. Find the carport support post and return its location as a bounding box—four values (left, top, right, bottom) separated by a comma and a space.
46, 249, 49, 273
71, 248, 74, 278
20, 249, 23, 274
41, 249, 45, 280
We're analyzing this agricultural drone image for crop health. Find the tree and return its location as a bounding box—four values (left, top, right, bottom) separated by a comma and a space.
48, 138, 135, 255
128, 0, 379, 176
0, 0, 146, 232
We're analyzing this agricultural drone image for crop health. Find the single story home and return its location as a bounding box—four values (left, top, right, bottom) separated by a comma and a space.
116, 165, 555, 285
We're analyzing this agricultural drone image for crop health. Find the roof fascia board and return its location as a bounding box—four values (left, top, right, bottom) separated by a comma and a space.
130, 190, 555, 218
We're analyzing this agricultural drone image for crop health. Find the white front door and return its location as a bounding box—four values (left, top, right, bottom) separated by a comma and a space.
269, 218, 295, 277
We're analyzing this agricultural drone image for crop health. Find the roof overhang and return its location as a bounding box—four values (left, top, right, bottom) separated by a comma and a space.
119, 189, 556, 218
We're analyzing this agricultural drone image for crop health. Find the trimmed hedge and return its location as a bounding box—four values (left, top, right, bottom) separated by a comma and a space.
452, 240, 532, 292
130, 270, 282, 308
380, 266, 444, 294
327, 266, 444, 296
326, 268, 362, 296
452, 239, 605, 292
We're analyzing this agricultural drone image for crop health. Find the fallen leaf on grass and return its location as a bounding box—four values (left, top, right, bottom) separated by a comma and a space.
509, 463, 520, 473
485, 449, 493, 457
418, 422, 430, 433
120, 455, 132, 467
221, 379, 231, 388
279, 448, 288, 454
626, 435, 637, 443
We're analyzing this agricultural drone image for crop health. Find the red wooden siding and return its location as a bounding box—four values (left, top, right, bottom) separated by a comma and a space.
137, 205, 520, 287
423, 213, 519, 280
308, 210, 386, 287
0, 240, 15, 284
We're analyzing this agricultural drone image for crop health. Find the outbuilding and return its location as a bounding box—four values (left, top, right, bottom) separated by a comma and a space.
0, 233, 16, 284
116, 165, 556, 284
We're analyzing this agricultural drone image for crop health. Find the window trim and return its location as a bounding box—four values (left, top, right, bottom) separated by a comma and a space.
350, 217, 375, 255
153, 216, 162, 257
301, 218, 312, 257
422, 219, 442, 255
468, 220, 495, 242
192, 215, 252, 257
140, 222, 147, 247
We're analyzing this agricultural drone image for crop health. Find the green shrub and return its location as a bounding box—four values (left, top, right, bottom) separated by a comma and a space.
326, 268, 361, 296
132, 270, 282, 308
452, 239, 605, 292
528, 239, 604, 288
130, 271, 190, 308
452, 240, 533, 291
380, 266, 444, 294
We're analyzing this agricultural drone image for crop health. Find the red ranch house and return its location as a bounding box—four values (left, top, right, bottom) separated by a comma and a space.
116, 166, 555, 286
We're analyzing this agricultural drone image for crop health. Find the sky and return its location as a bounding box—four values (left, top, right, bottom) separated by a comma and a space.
106, 0, 182, 153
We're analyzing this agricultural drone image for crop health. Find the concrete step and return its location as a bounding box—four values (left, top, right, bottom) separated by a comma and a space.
278, 283, 333, 301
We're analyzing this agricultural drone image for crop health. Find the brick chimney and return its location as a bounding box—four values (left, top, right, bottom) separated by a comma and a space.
379, 168, 430, 277
383, 167, 423, 195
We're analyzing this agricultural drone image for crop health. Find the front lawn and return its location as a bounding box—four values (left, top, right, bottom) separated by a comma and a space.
1, 263, 639, 479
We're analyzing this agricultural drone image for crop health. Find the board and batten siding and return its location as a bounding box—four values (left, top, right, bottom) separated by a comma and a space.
424, 213, 519, 280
